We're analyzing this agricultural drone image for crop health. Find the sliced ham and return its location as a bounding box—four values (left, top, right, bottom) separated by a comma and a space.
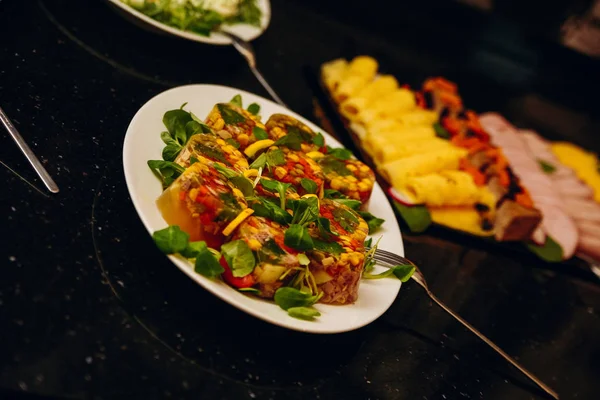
521, 130, 550, 154
535, 203, 579, 259
577, 220, 600, 238
564, 198, 600, 223
531, 227, 546, 245
530, 193, 565, 209
577, 236, 600, 262
555, 177, 594, 199
480, 113, 525, 150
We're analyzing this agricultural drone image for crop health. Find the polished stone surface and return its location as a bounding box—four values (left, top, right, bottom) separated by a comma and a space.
1, 1, 599, 399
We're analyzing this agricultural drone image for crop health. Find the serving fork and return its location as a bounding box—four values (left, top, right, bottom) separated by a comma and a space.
373, 248, 559, 399
219, 31, 288, 108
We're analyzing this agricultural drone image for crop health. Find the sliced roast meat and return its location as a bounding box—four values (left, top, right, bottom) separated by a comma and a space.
564, 198, 600, 223
494, 200, 542, 242
576, 220, 600, 238
555, 177, 594, 199
531, 227, 546, 245
577, 236, 600, 262
536, 203, 579, 259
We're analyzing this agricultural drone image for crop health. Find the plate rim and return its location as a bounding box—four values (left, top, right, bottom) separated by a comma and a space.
106, 0, 272, 45
122, 84, 404, 334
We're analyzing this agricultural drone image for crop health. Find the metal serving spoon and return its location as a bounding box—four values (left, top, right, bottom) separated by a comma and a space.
0, 107, 59, 193
219, 31, 287, 108
372, 247, 559, 400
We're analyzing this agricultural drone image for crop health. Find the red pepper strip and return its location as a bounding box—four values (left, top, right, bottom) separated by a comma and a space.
220, 257, 255, 288
459, 159, 486, 186
515, 192, 534, 209
498, 169, 510, 187
179, 191, 187, 201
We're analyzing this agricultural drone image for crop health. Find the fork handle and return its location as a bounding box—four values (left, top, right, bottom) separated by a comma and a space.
416, 282, 559, 399
249, 66, 288, 108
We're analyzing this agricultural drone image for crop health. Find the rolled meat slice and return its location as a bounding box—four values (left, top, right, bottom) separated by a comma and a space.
156, 158, 248, 248
564, 198, 600, 223
230, 216, 301, 298
577, 235, 600, 262
308, 199, 369, 304
555, 177, 594, 199
521, 130, 550, 155
204, 103, 266, 151
535, 203, 579, 259
318, 155, 375, 205
265, 114, 324, 153
175, 134, 249, 171
576, 220, 600, 238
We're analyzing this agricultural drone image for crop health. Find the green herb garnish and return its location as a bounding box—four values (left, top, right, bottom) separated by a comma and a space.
300, 178, 318, 194
194, 242, 224, 278
287, 307, 320, 320
221, 240, 256, 277
538, 159, 556, 174
152, 225, 189, 254
163, 109, 193, 146
229, 94, 243, 108
313, 132, 325, 147
260, 178, 291, 209
326, 146, 352, 160
394, 202, 432, 233
363, 264, 415, 282
358, 211, 385, 234
247, 103, 261, 115
433, 122, 451, 139
250, 197, 292, 225
526, 236, 563, 262
274, 287, 320, 310
312, 239, 344, 256
226, 138, 241, 149
217, 104, 246, 125
284, 224, 314, 251
253, 126, 268, 140
147, 160, 185, 189
319, 157, 352, 176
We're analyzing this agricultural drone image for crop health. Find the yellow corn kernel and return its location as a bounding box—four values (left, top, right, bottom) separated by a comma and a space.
247, 239, 262, 251
330, 178, 344, 190
222, 208, 255, 236
238, 134, 249, 146
244, 169, 259, 178
346, 164, 357, 171
306, 151, 325, 160
272, 126, 283, 136
213, 118, 225, 130
274, 167, 287, 179
216, 138, 226, 146
347, 176, 358, 183
223, 146, 234, 154
188, 188, 199, 200
287, 153, 299, 162
349, 253, 360, 266
349, 183, 358, 191
359, 165, 370, 173
357, 182, 369, 192
340, 253, 350, 265
232, 188, 244, 200
247, 226, 259, 235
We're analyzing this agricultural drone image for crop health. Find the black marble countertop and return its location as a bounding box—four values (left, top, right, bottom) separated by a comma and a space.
1, 1, 599, 399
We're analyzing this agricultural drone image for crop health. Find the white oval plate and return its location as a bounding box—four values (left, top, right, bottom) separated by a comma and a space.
123, 85, 404, 333
107, 0, 271, 45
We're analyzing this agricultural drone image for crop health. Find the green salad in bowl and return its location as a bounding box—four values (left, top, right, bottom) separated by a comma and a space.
120, 0, 262, 36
